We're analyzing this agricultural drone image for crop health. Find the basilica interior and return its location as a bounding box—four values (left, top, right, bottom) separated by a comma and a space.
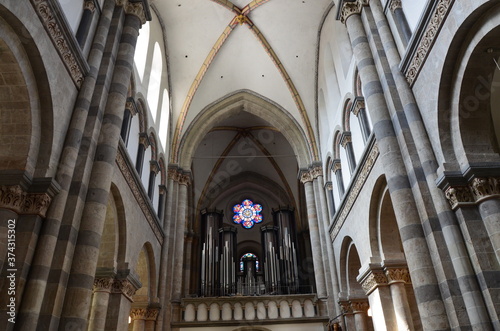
1, 0, 500, 330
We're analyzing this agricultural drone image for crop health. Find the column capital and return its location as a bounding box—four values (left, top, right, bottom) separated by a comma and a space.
139, 132, 151, 148
358, 268, 388, 295
331, 159, 342, 173
130, 307, 148, 320
470, 177, 500, 202
93, 277, 114, 292
115, 0, 152, 24
339, 0, 370, 24
0, 182, 57, 218
389, 0, 402, 13
444, 185, 474, 209
385, 267, 411, 285
178, 172, 192, 186
125, 97, 138, 116
311, 166, 323, 179
350, 96, 365, 116
340, 131, 352, 148
324, 181, 333, 190
145, 307, 160, 321
350, 299, 370, 314
299, 169, 314, 183
150, 160, 160, 174
84, 0, 96, 12
338, 299, 353, 314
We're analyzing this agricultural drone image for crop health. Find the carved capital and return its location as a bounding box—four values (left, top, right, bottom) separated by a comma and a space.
300, 170, 314, 184
470, 177, 500, 202
351, 97, 365, 116
138, 132, 150, 148
332, 159, 342, 173
0, 185, 52, 218
340, 132, 352, 148
126, 1, 148, 24
93, 277, 114, 292
325, 181, 333, 190
444, 185, 474, 209
359, 269, 388, 295
340, 0, 369, 24
126, 98, 138, 116
84, 0, 96, 12
145, 307, 160, 320
338, 300, 353, 314
311, 166, 323, 179
389, 0, 402, 13
385, 267, 411, 284
130, 308, 148, 320
179, 173, 191, 186
350, 299, 370, 314
112, 279, 137, 301
150, 160, 160, 174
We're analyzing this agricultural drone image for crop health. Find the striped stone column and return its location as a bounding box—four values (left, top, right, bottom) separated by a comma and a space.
88, 276, 115, 331
300, 170, 327, 298
17, 1, 116, 328
369, 1, 492, 328
171, 172, 190, 321
157, 167, 180, 330
312, 166, 342, 318
340, 2, 449, 329
59, 4, 146, 329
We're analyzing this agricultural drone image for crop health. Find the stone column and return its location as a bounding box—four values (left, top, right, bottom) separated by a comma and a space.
130, 308, 147, 331
385, 266, 414, 331
470, 177, 500, 262
136, 132, 151, 175
338, 299, 354, 330
171, 172, 191, 320
76, 0, 97, 47
351, 299, 370, 331
312, 166, 342, 318
121, 97, 138, 144
332, 159, 345, 197
388, 0, 411, 45
350, 97, 371, 143
145, 306, 160, 331
88, 276, 115, 331
300, 170, 327, 298
369, 0, 493, 328
157, 167, 180, 330
147, 160, 160, 199
340, 2, 448, 329
59, 4, 147, 329
324, 181, 335, 218
183, 232, 194, 297
340, 132, 356, 174
16, 1, 117, 328
106, 273, 140, 330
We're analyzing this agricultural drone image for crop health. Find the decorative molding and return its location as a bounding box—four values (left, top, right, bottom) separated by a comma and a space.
359, 269, 388, 295
112, 278, 137, 301
340, 1, 363, 24
350, 97, 365, 117
444, 185, 474, 209
0, 185, 52, 217
385, 267, 411, 284
444, 177, 500, 209
300, 170, 314, 184
350, 300, 369, 314
116, 143, 164, 244
130, 308, 148, 320
340, 132, 352, 148
405, 0, 454, 86
311, 166, 323, 179
30, 0, 86, 88
470, 177, 500, 202
389, 0, 402, 13
332, 159, 342, 173
84, 0, 96, 12
93, 277, 114, 292
330, 142, 379, 241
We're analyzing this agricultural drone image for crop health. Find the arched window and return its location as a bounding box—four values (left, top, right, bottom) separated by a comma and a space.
240, 253, 259, 272
134, 21, 150, 82
147, 43, 162, 120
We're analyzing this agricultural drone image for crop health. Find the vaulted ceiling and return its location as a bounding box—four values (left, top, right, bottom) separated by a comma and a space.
152, 0, 335, 221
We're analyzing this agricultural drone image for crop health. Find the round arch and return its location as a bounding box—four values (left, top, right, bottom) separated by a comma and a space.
177, 90, 313, 169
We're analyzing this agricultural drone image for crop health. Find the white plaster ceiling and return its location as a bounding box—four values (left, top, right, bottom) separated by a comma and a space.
155, 0, 333, 150
152, 0, 334, 217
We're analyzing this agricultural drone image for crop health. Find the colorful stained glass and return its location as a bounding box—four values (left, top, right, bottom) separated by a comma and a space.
240, 253, 259, 272
233, 199, 263, 229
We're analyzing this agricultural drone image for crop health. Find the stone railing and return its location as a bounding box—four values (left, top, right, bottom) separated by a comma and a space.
180, 294, 323, 323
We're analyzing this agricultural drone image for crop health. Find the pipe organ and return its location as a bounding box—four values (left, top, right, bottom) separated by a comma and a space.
199, 206, 300, 297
